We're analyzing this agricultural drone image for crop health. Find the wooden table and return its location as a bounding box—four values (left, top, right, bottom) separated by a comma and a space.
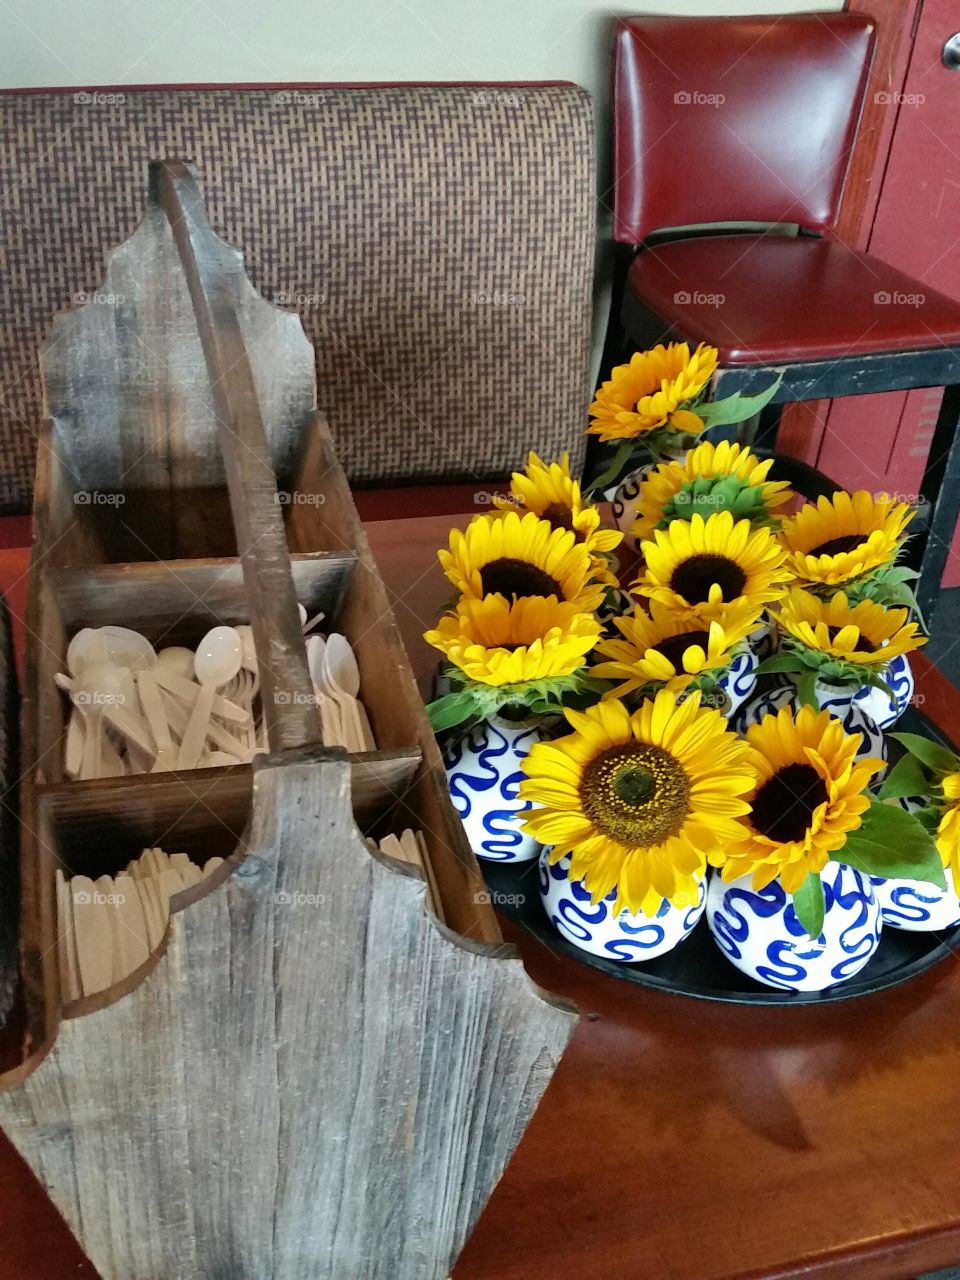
2, 511, 960, 1280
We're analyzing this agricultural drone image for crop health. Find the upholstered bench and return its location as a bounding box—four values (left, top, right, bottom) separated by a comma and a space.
0, 83, 595, 512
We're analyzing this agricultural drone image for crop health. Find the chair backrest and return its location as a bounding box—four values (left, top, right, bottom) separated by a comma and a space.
0, 84, 595, 513
613, 13, 876, 244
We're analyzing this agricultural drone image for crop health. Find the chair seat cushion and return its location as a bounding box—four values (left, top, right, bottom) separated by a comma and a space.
626, 234, 960, 364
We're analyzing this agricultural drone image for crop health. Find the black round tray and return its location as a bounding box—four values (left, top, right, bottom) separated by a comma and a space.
481, 707, 960, 1006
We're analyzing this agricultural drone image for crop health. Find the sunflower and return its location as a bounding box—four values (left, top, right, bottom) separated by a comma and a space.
439, 510, 605, 613
936, 773, 960, 896
634, 511, 792, 624
716, 704, 885, 894
519, 689, 756, 916
592, 597, 760, 697
494, 451, 622, 559
588, 342, 718, 444
778, 490, 913, 589
630, 440, 794, 544
424, 594, 601, 688
777, 587, 926, 672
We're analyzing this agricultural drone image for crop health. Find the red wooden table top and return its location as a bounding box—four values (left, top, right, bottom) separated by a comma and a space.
2, 513, 960, 1280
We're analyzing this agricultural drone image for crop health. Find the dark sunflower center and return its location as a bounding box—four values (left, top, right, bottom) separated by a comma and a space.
826, 624, 877, 653
750, 763, 828, 843
540, 502, 578, 536
652, 630, 712, 671
808, 534, 866, 558
670, 554, 746, 604
580, 743, 691, 848
480, 557, 563, 601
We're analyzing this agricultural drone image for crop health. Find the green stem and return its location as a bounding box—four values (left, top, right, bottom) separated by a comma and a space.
584, 441, 637, 498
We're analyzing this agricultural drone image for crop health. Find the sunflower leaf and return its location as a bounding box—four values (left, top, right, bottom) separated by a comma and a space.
425, 690, 482, 733
585, 441, 638, 498
888, 732, 960, 776
840, 799, 946, 887
877, 752, 931, 800
795, 671, 820, 710
792, 873, 825, 940
755, 654, 807, 675
692, 374, 783, 429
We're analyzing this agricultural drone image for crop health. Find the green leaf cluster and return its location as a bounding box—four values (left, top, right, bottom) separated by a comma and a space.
658, 474, 778, 530
791, 798, 946, 938
425, 667, 610, 733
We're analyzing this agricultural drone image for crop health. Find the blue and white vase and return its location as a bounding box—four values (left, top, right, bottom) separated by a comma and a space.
813, 655, 914, 731
715, 644, 760, 719
443, 712, 547, 863
870, 875, 960, 931
733, 682, 887, 765
746, 612, 776, 662
610, 465, 650, 552
538, 850, 706, 962
870, 796, 960, 931
706, 861, 882, 992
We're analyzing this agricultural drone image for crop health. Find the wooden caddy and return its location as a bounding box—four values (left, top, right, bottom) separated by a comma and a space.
0, 161, 575, 1279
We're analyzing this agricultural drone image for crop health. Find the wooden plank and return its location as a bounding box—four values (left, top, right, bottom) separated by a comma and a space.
288, 413, 500, 943
46, 553, 355, 636
0, 751, 574, 1280
154, 159, 318, 751
36, 749, 422, 879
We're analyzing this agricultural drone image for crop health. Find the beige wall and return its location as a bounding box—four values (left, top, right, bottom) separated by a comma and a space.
0, 0, 844, 95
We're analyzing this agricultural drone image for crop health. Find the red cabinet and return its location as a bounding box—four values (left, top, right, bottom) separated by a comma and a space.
789, 0, 960, 583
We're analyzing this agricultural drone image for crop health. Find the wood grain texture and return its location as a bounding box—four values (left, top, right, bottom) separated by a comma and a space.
287, 415, 500, 944
155, 159, 318, 751
0, 751, 574, 1279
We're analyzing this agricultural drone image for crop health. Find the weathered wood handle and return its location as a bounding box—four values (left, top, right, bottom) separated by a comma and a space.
153, 159, 319, 752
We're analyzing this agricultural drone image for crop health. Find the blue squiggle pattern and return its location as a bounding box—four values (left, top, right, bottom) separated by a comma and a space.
707, 863, 881, 991
540, 851, 705, 962
444, 718, 542, 861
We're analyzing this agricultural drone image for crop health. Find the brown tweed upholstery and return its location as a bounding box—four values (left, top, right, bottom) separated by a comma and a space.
0, 85, 595, 512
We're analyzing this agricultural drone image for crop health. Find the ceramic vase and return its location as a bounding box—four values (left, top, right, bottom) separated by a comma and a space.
870, 797, 960, 931
538, 850, 706, 962
706, 861, 882, 992
443, 712, 546, 862
812, 654, 914, 731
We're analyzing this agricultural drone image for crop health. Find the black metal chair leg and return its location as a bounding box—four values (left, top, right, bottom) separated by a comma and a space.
915, 383, 960, 622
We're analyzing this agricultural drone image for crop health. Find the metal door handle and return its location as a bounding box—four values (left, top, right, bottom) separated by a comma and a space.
943, 32, 960, 69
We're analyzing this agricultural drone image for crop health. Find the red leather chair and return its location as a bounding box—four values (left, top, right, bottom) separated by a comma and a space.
609, 12, 960, 620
